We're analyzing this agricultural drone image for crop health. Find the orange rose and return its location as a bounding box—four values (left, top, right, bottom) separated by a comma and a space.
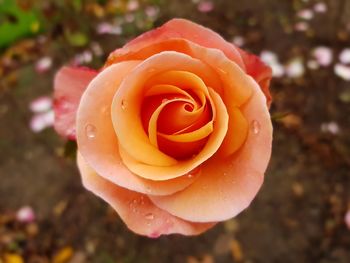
54, 19, 273, 237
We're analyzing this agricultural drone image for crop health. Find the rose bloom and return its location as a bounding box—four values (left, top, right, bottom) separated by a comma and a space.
54, 19, 273, 237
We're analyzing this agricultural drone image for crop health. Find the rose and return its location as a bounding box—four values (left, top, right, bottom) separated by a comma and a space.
54, 19, 273, 237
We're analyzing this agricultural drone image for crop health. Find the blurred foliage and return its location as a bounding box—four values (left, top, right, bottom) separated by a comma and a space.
0, 0, 42, 48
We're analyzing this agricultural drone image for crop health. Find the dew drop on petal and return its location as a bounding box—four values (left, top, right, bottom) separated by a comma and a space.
250, 120, 261, 134
162, 98, 169, 104
218, 68, 227, 75
145, 213, 154, 220
101, 105, 110, 114
187, 166, 201, 178
121, 100, 127, 110
85, 124, 97, 139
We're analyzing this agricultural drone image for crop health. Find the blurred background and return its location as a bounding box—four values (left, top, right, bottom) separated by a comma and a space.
0, 0, 350, 262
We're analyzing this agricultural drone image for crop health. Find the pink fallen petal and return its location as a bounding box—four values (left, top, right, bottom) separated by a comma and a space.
345, 210, 350, 230
127, 0, 139, 11
96, 22, 122, 35
145, 6, 159, 19
334, 63, 350, 81
197, 1, 214, 13
35, 56, 53, 73
297, 9, 314, 20
285, 58, 305, 78
232, 36, 245, 47
125, 14, 135, 23
16, 206, 35, 223
320, 121, 340, 135
312, 46, 333, 67
72, 51, 93, 66
339, 48, 350, 64
294, 22, 309, 32
29, 96, 52, 113
307, 60, 319, 70
314, 2, 327, 13
30, 111, 54, 133
53, 67, 98, 140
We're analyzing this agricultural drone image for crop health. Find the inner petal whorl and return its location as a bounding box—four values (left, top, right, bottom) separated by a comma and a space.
140, 72, 214, 160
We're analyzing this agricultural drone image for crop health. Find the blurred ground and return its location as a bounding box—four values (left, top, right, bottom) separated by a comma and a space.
0, 0, 350, 262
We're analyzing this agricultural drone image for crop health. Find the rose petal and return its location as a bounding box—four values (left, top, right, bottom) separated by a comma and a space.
106, 19, 271, 105
54, 67, 98, 140
218, 106, 248, 157
237, 48, 272, 107
150, 80, 272, 222
112, 51, 228, 180
108, 18, 245, 69
78, 152, 216, 237
76, 62, 201, 196
111, 41, 256, 162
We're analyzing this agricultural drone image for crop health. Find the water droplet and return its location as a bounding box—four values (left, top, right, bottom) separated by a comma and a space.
133, 199, 137, 204
145, 213, 154, 220
223, 172, 228, 176
121, 100, 127, 110
85, 124, 96, 139
218, 68, 227, 75
101, 106, 110, 114
140, 196, 145, 205
187, 166, 201, 178
250, 120, 260, 134
162, 98, 168, 103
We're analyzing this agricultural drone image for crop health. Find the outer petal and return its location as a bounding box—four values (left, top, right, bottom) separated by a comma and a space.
150, 79, 273, 222
106, 18, 271, 105
77, 152, 216, 237
76, 62, 200, 196
237, 48, 272, 107
53, 67, 97, 140
108, 18, 245, 69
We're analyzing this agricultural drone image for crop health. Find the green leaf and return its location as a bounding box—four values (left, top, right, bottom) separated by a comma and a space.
0, 0, 42, 48
66, 32, 88, 47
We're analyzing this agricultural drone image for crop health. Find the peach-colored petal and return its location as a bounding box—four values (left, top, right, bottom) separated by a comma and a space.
76, 62, 201, 196
112, 52, 228, 180
77, 152, 216, 237
53, 67, 97, 140
108, 18, 245, 69
147, 97, 194, 147
111, 43, 256, 167
218, 106, 248, 157
118, 85, 227, 180
108, 38, 253, 108
106, 18, 271, 105
150, 80, 272, 222
237, 48, 273, 107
